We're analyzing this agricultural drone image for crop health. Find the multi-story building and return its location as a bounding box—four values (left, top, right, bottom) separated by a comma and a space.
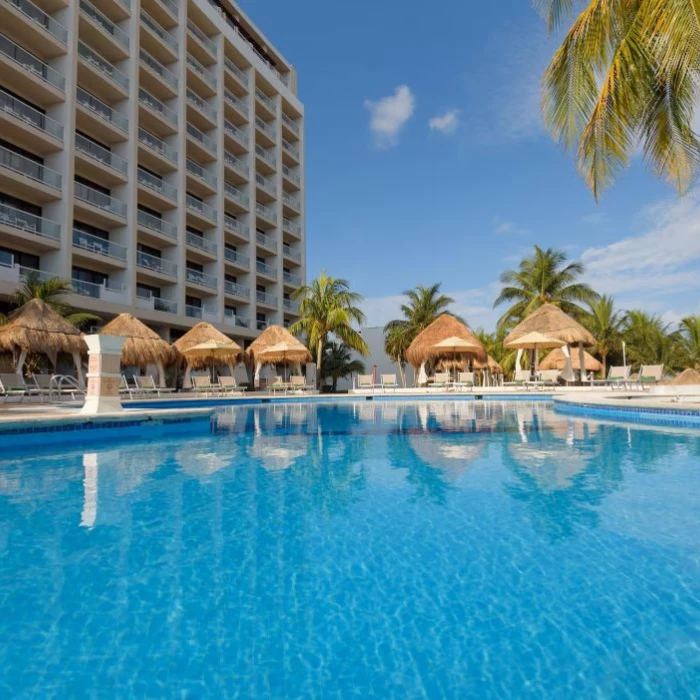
0, 0, 305, 343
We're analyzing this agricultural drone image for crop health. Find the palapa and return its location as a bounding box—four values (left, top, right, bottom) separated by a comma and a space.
99, 313, 171, 367
671, 368, 700, 385
405, 315, 486, 368
258, 341, 312, 365
246, 325, 310, 365
172, 322, 240, 369
504, 331, 565, 350
540, 347, 602, 373
503, 303, 595, 347
473, 354, 503, 373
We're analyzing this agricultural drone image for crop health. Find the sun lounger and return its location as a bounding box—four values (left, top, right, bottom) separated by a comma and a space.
0, 373, 27, 402
52, 375, 85, 400
529, 370, 560, 390
454, 371, 475, 392
504, 369, 531, 389
217, 376, 244, 394
636, 364, 664, 390
381, 373, 399, 392
356, 374, 378, 392
429, 372, 451, 391
604, 366, 631, 390
269, 376, 291, 395
191, 375, 220, 396
134, 375, 175, 398
290, 375, 314, 393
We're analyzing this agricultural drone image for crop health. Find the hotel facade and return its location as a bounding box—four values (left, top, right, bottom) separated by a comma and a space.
0, 0, 305, 343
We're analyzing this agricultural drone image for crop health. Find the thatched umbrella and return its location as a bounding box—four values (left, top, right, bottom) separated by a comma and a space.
258, 341, 311, 382
505, 331, 565, 375
541, 347, 602, 373
405, 315, 486, 386
473, 354, 503, 386
246, 325, 310, 388
0, 298, 86, 383
99, 313, 171, 387
172, 322, 242, 386
503, 304, 596, 382
182, 340, 242, 382
671, 368, 700, 385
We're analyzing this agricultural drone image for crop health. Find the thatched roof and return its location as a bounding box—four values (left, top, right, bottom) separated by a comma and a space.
99, 313, 171, 367
257, 341, 311, 364
671, 368, 700, 385
171, 322, 240, 369
540, 347, 602, 372
503, 303, 596, 347
474, 354, 504, 373
246, 325, 310, 365
0, 298, 85, 356
405, 315, 486, 368
181, 340, 241, 366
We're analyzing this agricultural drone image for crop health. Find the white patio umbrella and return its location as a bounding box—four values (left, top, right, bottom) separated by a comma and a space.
432, 336, 482, 382
504, 331, 565, 375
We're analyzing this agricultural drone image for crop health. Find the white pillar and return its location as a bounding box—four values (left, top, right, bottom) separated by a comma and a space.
578, 343, 586, 383
72, 351, 85, 387
81, 334, 126, 415
157, 362, 166, 388
15, 349, 27, 377
184, 362, 193, 389
254, 361, 262, 388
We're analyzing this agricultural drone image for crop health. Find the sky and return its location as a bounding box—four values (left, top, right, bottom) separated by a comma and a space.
240, 0, 700, 332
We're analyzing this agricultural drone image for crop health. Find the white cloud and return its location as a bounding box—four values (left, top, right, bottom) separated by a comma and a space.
493, 219, 527, 236
428, 110, 460, 134
364, 85, 415, 148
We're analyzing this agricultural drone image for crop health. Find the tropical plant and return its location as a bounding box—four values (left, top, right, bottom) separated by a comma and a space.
321, 341, 365, 392
539, 0, 700, 199
10, 273, 100, 328
622, 310, 683, 368
583, 295, 625, 376
290, 271, 368, 387
494, 246, 598, 330
384, 323, 412, 387
679, 315, 700, 369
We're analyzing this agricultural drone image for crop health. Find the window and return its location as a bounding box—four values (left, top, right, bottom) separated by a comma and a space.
76, 130, 110, 152
137, 283, 160, 299
137, 243, 160, 258
0, 138, 43, 164
75, 175, 110, 196
0, 193, 41, 217
0, 246, 39, 270
187, 261, 203, 272
256, 284, 265, 293
138, 204, 161, 218
225, 305, 237, 315
225, 244, 237, 253
186, 295, 202, 308
225, 274, 237, 284
74, 221, 109, 240
72, 266, 107, 285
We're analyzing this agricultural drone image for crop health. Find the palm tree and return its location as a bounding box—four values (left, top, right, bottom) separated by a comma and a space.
321, 341, 365, 392
11, 273, 100, 328
679, 316, 700, 369
384, 323, 412, 387
622, 311, 683, 368
540, 1, 700, 199
494, 246, 598, 330
584, 295, 625, 376
290, 271, 368, 386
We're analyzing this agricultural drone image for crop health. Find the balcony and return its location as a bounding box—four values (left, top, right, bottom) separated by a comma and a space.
282, 164, 301, 187
136, 292, 178, 315
223, 120, 248, 152
224, 57, 248, 90
224, 214, 249, 241
255, 89, 276, 119
0, 33, 65, 103
1, 0, 67, 58
138, 88, 177, 135
224, 89, 248, 121
281, 113, 300, 138
137, 208, 177, 244
186, 302, 218, 321
224, 308, 250, 328
282, 138, 300, 163
138, 127, 178, 172
72, 277, 125, 303
0, 86, 63, 154
79, 0, 130, 61
75, 133, 127, 184
256, 260, 277, 280
283, 297, 299, 312
186, 158, 217, 195
255, 173, 276, 201
140, 48, 177, 98
186, 230, 217, 258
186, 88, 217, 130
224, 280, 250, 300
283, 192, 301, 213
0, 145, 61, 202
256, 202, 277, 226
141, 11, 177, 63
256, 290, 278, 307
257, 319, 269, 331
0, 201, 61, 250
255, 115, 276, 146
187, 19, 216, 63
78, 41, 128, 102
141, 0, 176, 28
137, 167, 177, 207
186, 123, 216, 162
136, 250, 177, 278
186, 268, 217, 290
0, 262, 55, 286
224, 183, 249, 213
255, 144, 276, 174
72, 229, 127, 268
256, 230, 276, 252
283, 271, 302, 287
224, 247, 249, 270
283, 217, 301, 239
74, 181, 127, 225
186, 194, 217, 225
186, 54, 216, 97
283, 245, 302, 263
76, 87, 128, 143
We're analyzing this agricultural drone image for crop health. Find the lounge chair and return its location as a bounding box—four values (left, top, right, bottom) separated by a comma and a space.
636, 364, 664, 390
290, 375, 314, 393
268, 376, 291, 395
356, 374, 378, 392
599, 366, 631, 390
429, 372, 451, 392
454, 371, 475, 392
28, 374, 55, 402
0, 373, 27, 403
134, 375, 175, 397
381, 373, 399, 392
191, 375, 220, 396
530, 370, 560, 390
52, 375, 85, 400
504, 369, 531, 389
218, 376, 244, 395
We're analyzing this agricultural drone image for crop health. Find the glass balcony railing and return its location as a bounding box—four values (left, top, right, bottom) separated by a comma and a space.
138, 292, 178, 314
256, 261, 277, 278
255, 116, 275, 139
75, 181, 126, 217
256, 230, 275, 249
282, 164, 301, 185
256, 202, 277, 224
224, 248, 249, 268
186, 54, 216, 88
283, 217, 301, 236
283, 297, 299, 312
186, 230, 217, 255
224, 184, 249, 208
224, 120, 248, 145
257, 319, 269, 331
138, 127, 177, 162
282, 139, 300, 159
136, 250, 177, 277
255, 174, 276, 196
73, 229, 127, 261
284, 271, 302, 287
186, 123, 216, 153
80, 0, 129, 49
255, 144, 276, 167
137, 208, 177, 239
0, 202, 60, 240
256, 290, 278, 306
186, 194, 217, 222
224, 57, 248, 87
224, 154, 249, 180
186, 268, 217, 289
187, 20, 216, 55
160, 0, 177, 17
224, 89, 248, 116
79, 41, 128, 90
1, 33, 65, 91
139, 88, 177, 126
186, 89, 216, 120
283, 192, 301, 210
0, 145, 61, 188
186, 159, 217, 188
0, 87, 63, 140
72, 278, 124, 299
283, 245, 302, 262
76, 87, 128, 133
140, 49, 177, 89
224, 280, 250, 299
6, 0, 68, 44
255, 89, 275, 112
225, 309, 250, 327
142, 11, 177, 52
281, 113, 300, 135
224, 215, 249, 239
75, 133, 127, 174
138, 167, 177, 200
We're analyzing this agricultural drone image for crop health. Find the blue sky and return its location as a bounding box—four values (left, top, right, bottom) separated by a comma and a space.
241, 0, 700, 331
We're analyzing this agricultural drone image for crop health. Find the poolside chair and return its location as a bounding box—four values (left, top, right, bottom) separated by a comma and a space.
119, 374, 134, 399
134, 375, 175, 398
636, 364, 664, 390
269, 376, 291, 395
531, 370, 560, 391
504, 369, 531, 389
356, 374, 378, 392
27, 374, 55, 402
381, 373, 399, 393
454, 371, 475, 392
599, 366, 630, 390
52, 375, 85, 400
0, 373, 27, 403
191, 375, 220, 396
290, 375, 314, 393
430, 372, 451, 392
218, 375, 245, 395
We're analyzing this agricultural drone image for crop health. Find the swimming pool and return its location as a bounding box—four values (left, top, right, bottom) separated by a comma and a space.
1, 400, 699, 696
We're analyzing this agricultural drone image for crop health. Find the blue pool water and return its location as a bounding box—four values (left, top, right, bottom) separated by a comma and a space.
1, 400, 700, 697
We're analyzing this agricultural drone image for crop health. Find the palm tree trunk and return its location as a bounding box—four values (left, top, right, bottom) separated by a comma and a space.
601, 352, 607, 378
398, 362, 406, 388
316, 338, 323, 390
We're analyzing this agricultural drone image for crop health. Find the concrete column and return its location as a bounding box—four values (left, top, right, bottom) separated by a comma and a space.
81, 334, 126, 415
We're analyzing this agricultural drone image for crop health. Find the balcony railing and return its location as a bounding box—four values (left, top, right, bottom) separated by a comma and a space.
186, 230, 217, 255
256, 289, 278, 306
73, 230, 127, 261
256, 230, 275, 249
80, 0, 129, 49
257, 319, 269, 331
140, 49, 177, 90
283, 192, 301, 211
255, 89, 275, 112
138, 167, 177, 200
75, 181, 126, 217
186, 194, 217, 222
255, 116, 275, 139
256, 260, 276, 278
137, 208, 176, 239
186, 159, 217, 188
160, 0, 177, 18
139, 88, 177, 126
142, 11, 177, 51
284, 271, 302, 287
138, 127, 177, 162
255, 173, 276, 196
224, 89, 248, 116
76, 87, 128, 133
255, 144, 276, 167
186, 123, 216, 153
224, 309, 250, 327
224, 215, 249, 239
224, 152, 249, 178
186, 54, 216, 87
282, 165, 301, 186
0, 202, 60, 240
224, 183, 249, 208
0, 87, 63, 140
186, 301, 218, 318
256, 202, 277, 224
79, 41, 127, 90
283, 297, 299, 312
186, 268, 217, 289
224, 120, 248, 145
6, 0, 68, 44
281, 113, 300, 135
283, 217, 301, 236
224, 248, 249, 267
186, 89, 216, 120
136, 250, 177, 277
0, 145, 61, 188
224, 57, 248, 87
224, 280, 250, 299
187, 20, 216, 54
1, 34, 65, 91
137, 292, 178, 314
72, 278, 124, 300
283, 245, 302, 262
75, 133, 127, 174
282, 139, 300, 159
